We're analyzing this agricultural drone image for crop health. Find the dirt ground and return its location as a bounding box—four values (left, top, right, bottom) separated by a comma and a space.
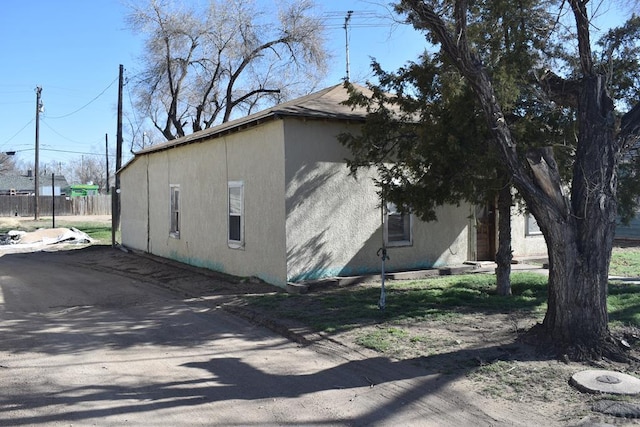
328, 292, 640, 425
232, 277, 640, 425
2, 215, 640, 425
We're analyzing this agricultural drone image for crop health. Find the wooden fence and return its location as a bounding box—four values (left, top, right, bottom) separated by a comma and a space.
0, 195, 112, 217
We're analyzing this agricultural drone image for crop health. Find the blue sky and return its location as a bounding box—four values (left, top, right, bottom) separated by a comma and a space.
0, 1, 628, 172
0, 0, 427, 170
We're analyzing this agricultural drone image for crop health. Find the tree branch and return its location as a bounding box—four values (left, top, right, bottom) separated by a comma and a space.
223, 36, 290, 122
568, 0, 593, 75
619, 101, 640, 149
525, 147, 567, 211
229, 88, 281, 111
539, 70, 580, 108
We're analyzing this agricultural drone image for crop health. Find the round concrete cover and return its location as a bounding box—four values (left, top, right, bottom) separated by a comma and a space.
570, 370, 640, 395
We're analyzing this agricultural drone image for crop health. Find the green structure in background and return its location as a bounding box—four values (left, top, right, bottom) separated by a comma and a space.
66, 184, 99, 197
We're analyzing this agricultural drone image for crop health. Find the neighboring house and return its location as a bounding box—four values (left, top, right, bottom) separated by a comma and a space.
119, 84, 547, 288
0, 172, 69, 196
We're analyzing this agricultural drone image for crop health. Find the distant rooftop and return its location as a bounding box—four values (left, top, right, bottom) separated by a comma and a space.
0, 173, 69, 192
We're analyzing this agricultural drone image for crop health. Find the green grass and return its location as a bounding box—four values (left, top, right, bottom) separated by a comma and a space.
470, 360, 568, 402
245, 270, 640, 337
355, 327, 408, 352
610, 249, 640, 277
245, 273, 550, 334
0, 218, 115, 245
607, 281, 640, 325
65, 222, 113, 244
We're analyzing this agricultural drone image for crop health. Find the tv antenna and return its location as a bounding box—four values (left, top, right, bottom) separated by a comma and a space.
344, 10, 353, 82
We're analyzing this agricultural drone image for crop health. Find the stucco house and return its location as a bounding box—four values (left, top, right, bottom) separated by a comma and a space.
118, 84, 547, 288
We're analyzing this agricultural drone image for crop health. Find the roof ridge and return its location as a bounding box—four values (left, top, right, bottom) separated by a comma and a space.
269, 83, 344, 113
134, 82, 367, 156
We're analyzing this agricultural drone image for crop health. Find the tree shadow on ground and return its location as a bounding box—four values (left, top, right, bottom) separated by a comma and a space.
0, 246, 566, 425
0, 341, 552, 426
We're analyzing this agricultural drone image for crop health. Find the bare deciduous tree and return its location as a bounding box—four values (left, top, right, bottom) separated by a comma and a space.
63, 156, 109, 193
126, 0, 328, 142
0, 154, 18, 174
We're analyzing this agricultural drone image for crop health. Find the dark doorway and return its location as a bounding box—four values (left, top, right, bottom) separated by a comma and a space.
476, 203, 496, 261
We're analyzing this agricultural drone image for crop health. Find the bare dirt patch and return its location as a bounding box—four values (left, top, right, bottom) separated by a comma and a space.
327, 300, 603, 423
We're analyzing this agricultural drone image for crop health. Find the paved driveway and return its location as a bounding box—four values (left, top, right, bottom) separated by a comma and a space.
0, 247, 548, 426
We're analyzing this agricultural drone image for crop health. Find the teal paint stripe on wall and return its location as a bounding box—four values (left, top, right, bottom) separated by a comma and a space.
288, 260, 438, 283
168, 251, 287, 288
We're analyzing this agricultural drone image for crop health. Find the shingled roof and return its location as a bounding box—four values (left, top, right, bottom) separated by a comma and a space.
0, 174, 69, 193
0, 174, 35, 192
135, 83, 370, 156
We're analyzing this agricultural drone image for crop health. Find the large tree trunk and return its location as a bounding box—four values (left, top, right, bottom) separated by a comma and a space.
541, 227, 611, 357
534, 75, 618, 359
495, 175, 512, 296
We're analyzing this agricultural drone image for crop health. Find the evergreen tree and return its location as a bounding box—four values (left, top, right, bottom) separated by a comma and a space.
342, 0, 640, 359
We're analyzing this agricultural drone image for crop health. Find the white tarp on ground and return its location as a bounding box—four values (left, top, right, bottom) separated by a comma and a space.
1, 227, 94, 246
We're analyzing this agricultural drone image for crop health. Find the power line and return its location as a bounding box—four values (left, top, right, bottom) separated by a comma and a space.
44, 148, 116, 158
125, 69, 145, 146
41, 120, 101, 146
46, 76, 119, 119
0, 86, 37, 95
0, 101, 31, 106
0, 118, 35, 149
12, 147, 115, 158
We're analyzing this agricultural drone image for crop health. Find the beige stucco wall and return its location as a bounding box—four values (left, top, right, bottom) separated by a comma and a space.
283, 119, 471, 282
120, 156, 149, 252
121, 116, 515, 287
510, 208, 548, 258
120, 120, 288, 285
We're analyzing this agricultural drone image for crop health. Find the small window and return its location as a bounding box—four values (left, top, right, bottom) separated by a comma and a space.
525, 213, 542, 236
228, 181, 244, 248
385, 202, 412, 246
170, 185, 180, 238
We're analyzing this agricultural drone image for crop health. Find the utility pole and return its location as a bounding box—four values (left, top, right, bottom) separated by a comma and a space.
344, 10, 353, 82
105, 133, 110, 194
113, 64, 124, 246
34, 86, 42, 220
51, 173, 56, 228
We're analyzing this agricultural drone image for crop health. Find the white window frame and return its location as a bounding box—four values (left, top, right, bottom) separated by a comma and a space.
169, 184, 180, 238
525, 213, 542, 236
384, 202, 413, 247
228, 181, 244, 249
